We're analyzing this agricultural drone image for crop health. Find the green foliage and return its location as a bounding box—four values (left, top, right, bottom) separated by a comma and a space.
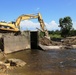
39, 31, 45, 38
69, 29, 76, 36
49, 30, 62, 39
48, 30, 61, 35
59, 16, 73, 37
50, 34, 62, 38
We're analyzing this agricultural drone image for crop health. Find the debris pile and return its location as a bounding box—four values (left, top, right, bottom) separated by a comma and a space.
62, 37, 76, 45
39, 37, 61, 46
39, 36, 76, 46
39, 37, 52, 46
0, 58, 26, 72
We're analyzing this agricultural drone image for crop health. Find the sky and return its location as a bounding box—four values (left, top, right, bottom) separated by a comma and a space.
0, 0, 76, 31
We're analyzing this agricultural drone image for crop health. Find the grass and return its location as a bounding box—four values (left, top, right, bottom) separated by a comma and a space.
50, 34, 62, 39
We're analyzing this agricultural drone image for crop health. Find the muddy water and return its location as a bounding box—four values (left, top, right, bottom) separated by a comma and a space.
3, 49, 76, 75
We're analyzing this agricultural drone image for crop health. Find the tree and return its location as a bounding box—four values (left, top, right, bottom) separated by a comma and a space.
59, 16, 73, 37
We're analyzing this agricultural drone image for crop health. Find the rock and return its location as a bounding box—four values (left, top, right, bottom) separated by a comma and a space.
64, 45, 73, 49
6, 58, 26, 67
0, 61, 7, 72
73, 59, 76, 61
0, 58, 26, 72
60, 61, 63, 64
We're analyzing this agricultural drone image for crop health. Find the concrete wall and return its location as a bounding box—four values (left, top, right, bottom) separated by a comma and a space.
4, 31, 30, 54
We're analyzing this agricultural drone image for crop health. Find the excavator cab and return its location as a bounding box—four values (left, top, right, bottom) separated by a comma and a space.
8, 21, 15, 24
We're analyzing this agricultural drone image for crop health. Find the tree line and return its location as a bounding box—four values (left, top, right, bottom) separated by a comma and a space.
49, 16, 76, 38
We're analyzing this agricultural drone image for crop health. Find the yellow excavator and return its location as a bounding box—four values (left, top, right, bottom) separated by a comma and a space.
0, 13, 48, 36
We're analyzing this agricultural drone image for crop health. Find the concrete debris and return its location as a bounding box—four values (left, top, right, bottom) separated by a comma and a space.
6, 58, 26, 67
0, 58, 26, 72
39, 44, 62, 50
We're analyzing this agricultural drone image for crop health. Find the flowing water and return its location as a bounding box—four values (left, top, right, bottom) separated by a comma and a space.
2, 49, 76, 75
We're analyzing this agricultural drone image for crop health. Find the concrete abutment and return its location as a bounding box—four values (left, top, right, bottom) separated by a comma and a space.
0, 31, 39, 54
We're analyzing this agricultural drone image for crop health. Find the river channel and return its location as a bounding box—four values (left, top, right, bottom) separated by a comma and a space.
2, 49, 76, 75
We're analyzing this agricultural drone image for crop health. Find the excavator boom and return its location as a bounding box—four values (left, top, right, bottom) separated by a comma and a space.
15, 14, 38, 27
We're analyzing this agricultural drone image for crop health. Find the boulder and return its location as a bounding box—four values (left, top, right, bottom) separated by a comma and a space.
5, 58, 26, 67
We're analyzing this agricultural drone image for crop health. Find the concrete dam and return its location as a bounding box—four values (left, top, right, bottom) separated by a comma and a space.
0, 31, 39, 54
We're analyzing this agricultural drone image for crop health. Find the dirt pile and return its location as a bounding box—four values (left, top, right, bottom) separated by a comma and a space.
39, 37, 61, 46
62, 37, 76, 45
39, 36, 76, 46
39, 37, 52, 46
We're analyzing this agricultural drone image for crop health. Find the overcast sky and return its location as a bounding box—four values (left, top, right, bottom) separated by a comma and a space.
0, 0, 76, 31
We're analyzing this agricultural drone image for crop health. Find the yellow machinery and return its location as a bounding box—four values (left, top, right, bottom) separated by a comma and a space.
0, 13, 48, 36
